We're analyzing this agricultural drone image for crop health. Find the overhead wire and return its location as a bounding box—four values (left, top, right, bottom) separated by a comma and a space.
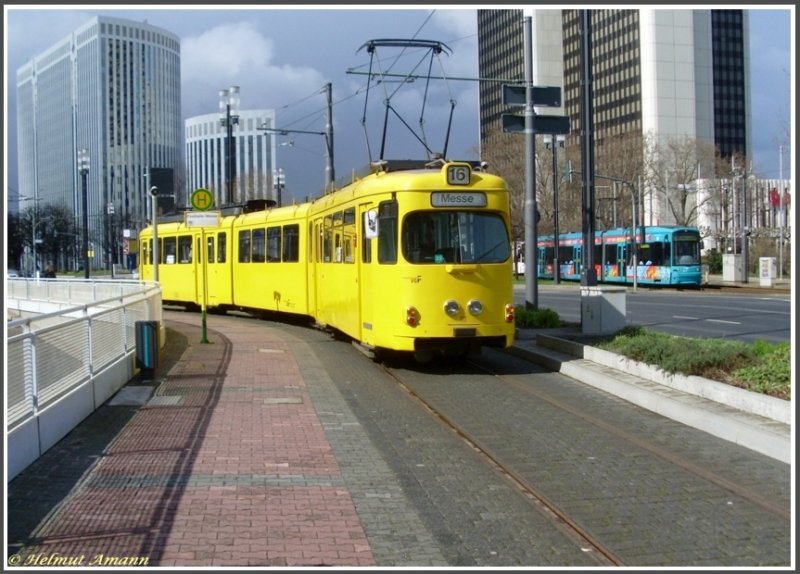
271, 10, 453, 164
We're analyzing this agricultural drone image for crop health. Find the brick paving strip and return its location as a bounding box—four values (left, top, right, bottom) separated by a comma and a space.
11, 317, 376, 567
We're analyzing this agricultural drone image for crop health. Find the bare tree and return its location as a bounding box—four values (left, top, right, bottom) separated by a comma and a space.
592, 131, 644, 229
478, 126, 525, 245
479, 125, 582, 245
643, 132, 718, 226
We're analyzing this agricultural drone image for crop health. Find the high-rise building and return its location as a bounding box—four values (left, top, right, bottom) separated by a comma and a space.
478, 8, 749, 154
185, 110, 279, 208
477, 8, 751, 225
16, 15, 181, 269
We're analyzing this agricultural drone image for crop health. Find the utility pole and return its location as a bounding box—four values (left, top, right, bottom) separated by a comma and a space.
258, 83, 335, 195
324, 82, 335, 191
779, 145, 784, 279
522, 9, 538, 309
579, 10, 597, 286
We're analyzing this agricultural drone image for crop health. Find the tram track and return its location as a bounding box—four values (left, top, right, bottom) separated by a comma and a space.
377, 349, 790, 567
378, 361, 625, 567
481, 363, 790, 522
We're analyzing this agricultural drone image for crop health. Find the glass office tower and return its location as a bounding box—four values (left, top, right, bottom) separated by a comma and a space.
185, 110, 279, 209
477, 8, 750, 158
16, 15, 181, 269
477, 8, 751, 227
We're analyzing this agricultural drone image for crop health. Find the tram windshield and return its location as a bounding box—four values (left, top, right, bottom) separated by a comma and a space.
402, 211, 510, 264
673, 232, 701, 265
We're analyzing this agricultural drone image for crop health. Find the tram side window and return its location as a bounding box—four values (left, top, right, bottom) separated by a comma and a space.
162, 237, 177, 264
604, 245, 619, 265
334, 233, 342, 262
558, 246, 574, 264
267, 226, 281, 262
283, 224, 299, 262
541, 247, 554, 266
238, 230, 251, 263
177, 236, 192, 264
638, 242, 667, 266
377, 200, 398, 264
217, 232, 227, 263
323, 215, 333, 262
361, 215, 372, 263
343, 207, 355, 264
313, 222, 320, 262
207, 235, 215, 264
593, 244, 602, 268
252, 228, 266, 262
156, 238, 164, 264
333, 210, 344, 263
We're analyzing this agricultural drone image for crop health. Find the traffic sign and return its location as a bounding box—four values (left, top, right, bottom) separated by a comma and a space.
502, 84, 562, 107
502, 113, 571, 135
191, 188, 214, 211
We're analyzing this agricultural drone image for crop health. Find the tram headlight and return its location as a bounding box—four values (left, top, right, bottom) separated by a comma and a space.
406, 306, 420, 327
505, 304, 516, 323
467, 299, 483, 316
443, 299, 461, 318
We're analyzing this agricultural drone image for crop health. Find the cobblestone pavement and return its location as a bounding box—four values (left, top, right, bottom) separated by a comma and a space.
7, 314, 383, 567
6, 309, 792, 568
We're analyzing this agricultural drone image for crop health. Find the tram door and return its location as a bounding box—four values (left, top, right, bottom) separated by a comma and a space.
308, 220, 320, 324
206, 230, 232, 307
617, 243, 628, 280
358, 203, 377, 346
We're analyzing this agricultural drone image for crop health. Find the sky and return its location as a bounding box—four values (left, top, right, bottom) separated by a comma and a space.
3, 5, 794, 206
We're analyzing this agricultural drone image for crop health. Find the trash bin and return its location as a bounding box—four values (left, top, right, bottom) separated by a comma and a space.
135, 320, 159, 377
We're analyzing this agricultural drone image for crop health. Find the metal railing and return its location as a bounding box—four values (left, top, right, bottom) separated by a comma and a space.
6, 278, 163, 480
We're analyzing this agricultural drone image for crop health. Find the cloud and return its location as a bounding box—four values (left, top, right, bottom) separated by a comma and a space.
180, 21, 327, 117
182, 22, 274, 80
431, 9, 478, 40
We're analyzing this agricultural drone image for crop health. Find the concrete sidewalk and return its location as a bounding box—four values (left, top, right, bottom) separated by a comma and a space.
507, 327, 791, 464
7, 316, 381, 567
704, 273, 791, 291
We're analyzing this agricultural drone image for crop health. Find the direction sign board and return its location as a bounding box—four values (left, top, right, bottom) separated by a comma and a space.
502, 84, 562, 108
502, 113, 571, 135
185, 211, 221, 228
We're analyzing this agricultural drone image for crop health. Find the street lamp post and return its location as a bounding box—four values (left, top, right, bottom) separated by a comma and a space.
740, 168, 749, 284
18, 194, 42, 276
219, 86, 240, 206
150, 186, 159, 282
543, 134, 565, 284
78, 149, 90, 279
32, 217, 52, 279
273, 168, 285, 207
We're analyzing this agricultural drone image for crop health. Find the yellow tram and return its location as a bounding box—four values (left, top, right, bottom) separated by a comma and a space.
139, 160, 516, 361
